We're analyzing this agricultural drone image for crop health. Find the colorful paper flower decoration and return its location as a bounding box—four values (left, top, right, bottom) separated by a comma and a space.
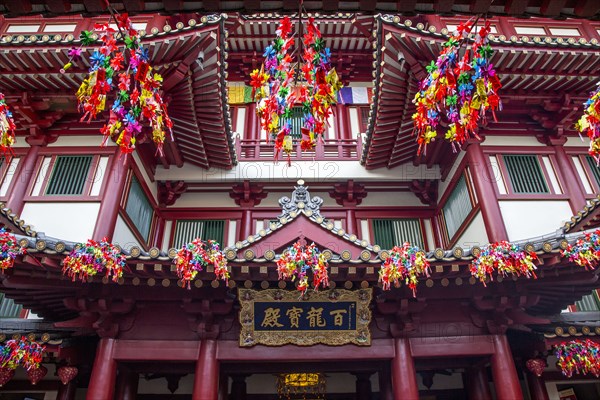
276, 242, 329, 295
575, 83, 600, 162
62, 238, 125, 283
172, 239, 229, 289
251, 17, 342, 163
555, 339, 600, 378
469, 241, 537, 286
66, 12, 172, 155
0, 94, 17, 156
412, 20, 502, 154
0, 337, 45, 371
0, 228, 26, 271
561, 229, 600, 271
378, 242, 430, 296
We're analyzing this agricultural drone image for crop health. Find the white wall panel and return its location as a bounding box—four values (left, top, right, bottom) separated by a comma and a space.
0, 157, 19, 196
113, 215, 142, 251
499, 200, 572, 241
454, 211, 488, 249
21, 202, 100, 242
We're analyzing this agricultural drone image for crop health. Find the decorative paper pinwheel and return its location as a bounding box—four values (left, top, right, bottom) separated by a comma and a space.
0, 94, 17, 156
172, 239, 229, 289
0, 337, 45, 371
555, 339, 600, 378
0, 228, 26, 271
412, 19, 502, 154
575, 83, 600, 162
276, 242, 329, 295
378, 242, 430, 296
561, 229, 600, 270
66, 11, 172, 156
62, 238, 126, 283
469, 241, 537, 286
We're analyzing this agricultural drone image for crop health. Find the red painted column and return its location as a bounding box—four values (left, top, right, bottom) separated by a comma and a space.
116, 368, 139, 400
239, 210, 253, 241
230, 374, 247, 400
93, 150, 128, 241
526, 371, 549, 400
392, 338, 419, 400
465, 366, 492, 400
56, 380, 77, 400
346, 208, 357, 235
193, 339, 219, 400
465, 141, 509, 242
6, 144, 40, 215
490, 335, 523, 400
87, 338, 117, 400
552, 142, 586, 212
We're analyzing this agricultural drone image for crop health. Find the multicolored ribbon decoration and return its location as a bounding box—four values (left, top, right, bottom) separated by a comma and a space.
575, 82, 600, 162
66, 11, 172, 155
378, 242, 430, 296
62, 238, 125, 282
412, 18, 501, 154
0, 337, 45, 371
555, 339, 600, 378
0, 94, 17, 156
0, 228, 26, 271
469, 241, 537, 286
172, 239, 229, 289
276, 242, 329, 295
561, 229, 600, 270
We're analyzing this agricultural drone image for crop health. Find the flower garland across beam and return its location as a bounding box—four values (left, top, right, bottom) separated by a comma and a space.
277, 242, 329, 295
575, 83, 600, 162
62, 238, 125, 283
172, 239, 229, 289
378, 242, 430, 296
0, 228, 26, 271
412, 18, 502, 154
561, 229, 600, 270
64, 12, 172, 156
555, 339, 600, 378
0, 94, 17, 156
0, 336, 45, 371
469, 241, 537, 285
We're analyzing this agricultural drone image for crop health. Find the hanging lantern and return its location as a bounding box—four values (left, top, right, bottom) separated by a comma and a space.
277, 372, 326, 400
27, 365, 48, 385
526, 358, 546, 377
0, 366, 15, 387
57, 365, 78, 385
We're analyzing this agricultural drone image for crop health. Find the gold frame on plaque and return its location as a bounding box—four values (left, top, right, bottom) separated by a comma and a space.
238, 288, 372, 347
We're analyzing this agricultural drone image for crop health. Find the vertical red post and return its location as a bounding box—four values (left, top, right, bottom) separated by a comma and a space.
116, 368, 139, 400
6, 145, 40, 215
87, 338, 117, 400
56, 380, 77, 400
193, 339, 219, 400
239, 210, 253, 241
392, 338, 419, 400
464, 366, 492, 400
93, 149, 128, 241
526, 371, 549, 400
465, 141, 509, 242
346, 209, 357, 235
490, 335, 523, 400
354, 372, 373, 400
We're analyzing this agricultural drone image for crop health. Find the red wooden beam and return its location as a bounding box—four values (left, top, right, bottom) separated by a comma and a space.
434, 0, 455, 13
122, 0, 145, 12
1, 0, 32, 14
574, 0, 600, 17
83, 0, 109, 13
323, 0, 340, 12
540, 0, 567, 16
469, 0, 493, 13
45, 0, 72, 13
396, 0, 417, 13
504, 0, 529, 15
163, 0, 183, 12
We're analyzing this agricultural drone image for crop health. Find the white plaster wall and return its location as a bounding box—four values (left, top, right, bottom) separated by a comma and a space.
47, 135, 116, 147
483, 136, 541, 147
21, 202, 100, 242
564, 136, 588, 147
173, 192, 238, 208
113, 214, 142, 251
0, 157, 20, 196
454, 211, 488, 249
360, 191, 424, 207
499, 200, 572, 241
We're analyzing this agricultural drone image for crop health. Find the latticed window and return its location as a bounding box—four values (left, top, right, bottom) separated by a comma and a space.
287, 106, 304, 140
443, 175, 473, 240
504, 155, 549, 194
45, 155, 93, 196
585, 155, 600, 187
0, 293, 22, 318
576, 291, 600, 312
359, 106, 370, 132
125, 176, 153, 242
373, 219, 424, 250
172, 220, 225, 248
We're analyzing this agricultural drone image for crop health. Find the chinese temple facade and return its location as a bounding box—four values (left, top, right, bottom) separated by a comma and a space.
0, 1, 599, 400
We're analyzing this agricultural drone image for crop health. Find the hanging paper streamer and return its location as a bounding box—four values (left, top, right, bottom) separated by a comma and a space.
469, 241, 537, 286
0, 228, 26, 271
412, 19, 502, 154
172, 239, 229, 288
66, 12, 172, 155
276, 242, 329, 295
561, 229, 600, 270
62, 238, 125, 283
251, 16, 342, 163
378, 242, 430, 296
575, 83, 600, 162
0, 94, 17, 156
555, 339, 600, 378
0, 337, 45, 371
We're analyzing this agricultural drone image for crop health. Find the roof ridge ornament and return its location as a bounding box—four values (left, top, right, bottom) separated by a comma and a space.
278, 179, 323, 218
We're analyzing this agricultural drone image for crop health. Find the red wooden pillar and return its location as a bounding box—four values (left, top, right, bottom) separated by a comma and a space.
193, 339, 219, 400
6, 144, 40, 215
526, 371, 549, 400
87, 338, 117, 400
464, 366, 492, 400
392, 338, 419, 400
56, 380, 77, 400
239, 210, 253, 241
354, 372, 372, 400
230, 375, 247, 400
93, 149, 128, 241
116, 368, 139, 400
490, 335, 523, 400
465, 141, 509, 242
346, 208, 357, 235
